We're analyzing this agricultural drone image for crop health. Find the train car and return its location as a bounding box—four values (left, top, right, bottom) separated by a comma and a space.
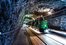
30, 17, 49, 33
39, 20, 48, 33
37, 17, 48, 33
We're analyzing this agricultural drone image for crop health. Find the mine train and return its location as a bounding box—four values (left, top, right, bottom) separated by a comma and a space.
27, 17, 49, 33
26, 6, 66, 33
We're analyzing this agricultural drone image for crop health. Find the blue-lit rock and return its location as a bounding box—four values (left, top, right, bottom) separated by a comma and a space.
48, 15, 66, 30
0, 0, 27, 45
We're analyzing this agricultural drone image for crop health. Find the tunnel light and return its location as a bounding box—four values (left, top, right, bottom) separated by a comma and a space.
38, 8, 51, 12
0, 32, 1, 35
61, 0, 66, 2
38, 8, 53, 15
61, 0, 64, 1
43, 8, 50, 12
44, 29, 50, 33
47, 11, 52, 15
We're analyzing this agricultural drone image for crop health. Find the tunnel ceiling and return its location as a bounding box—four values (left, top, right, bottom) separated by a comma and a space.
23, 0, 66, 23
26, 0, 66, 13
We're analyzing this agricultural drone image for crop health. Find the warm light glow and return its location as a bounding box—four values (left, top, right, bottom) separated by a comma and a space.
29, 26, 41, 34
38, 8, 53, 15
47, 11, 52, 15
43, 8, 50, 12
38, 8, 51, 12
32, 17, 35, 20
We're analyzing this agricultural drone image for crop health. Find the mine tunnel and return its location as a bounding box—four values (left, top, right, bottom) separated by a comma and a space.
0, 0, 66, 45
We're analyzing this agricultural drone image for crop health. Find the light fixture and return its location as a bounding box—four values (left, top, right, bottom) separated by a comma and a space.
44, 29, 50, 33
38, 8, 51, 12
43, 8, 50, 12
47, 11, 52, 15
38, 8, 53, 15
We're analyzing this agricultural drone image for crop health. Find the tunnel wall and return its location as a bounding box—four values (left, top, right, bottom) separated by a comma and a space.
48, 15, 66, 31
0, 0, 27, 45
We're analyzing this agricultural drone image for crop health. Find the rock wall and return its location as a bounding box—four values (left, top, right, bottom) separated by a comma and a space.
48, 15, 66, 30
0, 0, 27, 45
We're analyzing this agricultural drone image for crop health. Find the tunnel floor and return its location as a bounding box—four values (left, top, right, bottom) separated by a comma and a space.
13, 28, 29, 45
13, 26, 66, 45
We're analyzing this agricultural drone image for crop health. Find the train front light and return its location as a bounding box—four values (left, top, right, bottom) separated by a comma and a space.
44, 29, 50, 33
